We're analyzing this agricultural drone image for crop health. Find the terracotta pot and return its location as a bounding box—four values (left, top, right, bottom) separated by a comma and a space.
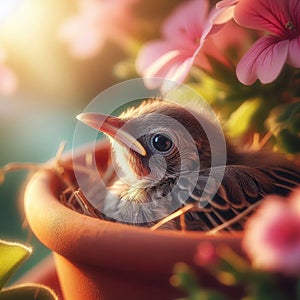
23, 140, 243, 300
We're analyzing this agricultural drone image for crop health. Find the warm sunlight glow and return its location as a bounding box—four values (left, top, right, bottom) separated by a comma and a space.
0, 0, 21, 24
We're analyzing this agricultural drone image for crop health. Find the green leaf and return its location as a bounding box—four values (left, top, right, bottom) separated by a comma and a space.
171, 263, 199, 295
276, 129, 300, 153
192, 290, 231, 300
266, 102, 300, 153
186, 76, 225, 105
204, 55, 235, 85
171, 263, 230, 300
0, 284, 57, 300
273, 102, 300, 124
0, 240, 32, 290
290, 71, 300, 97
225, 98, 262, 137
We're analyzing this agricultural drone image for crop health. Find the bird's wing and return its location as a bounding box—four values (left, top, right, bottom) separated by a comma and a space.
177, 165, 300, 231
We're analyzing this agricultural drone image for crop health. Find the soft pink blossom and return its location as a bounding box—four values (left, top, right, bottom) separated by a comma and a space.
243, 189, 300, 276
216, 0, 239, 9
59, 0, 138, 59
136, 0, 230, 89
199, 19, 253, 74
232, 0, 300, 85
194, 242, 218, 266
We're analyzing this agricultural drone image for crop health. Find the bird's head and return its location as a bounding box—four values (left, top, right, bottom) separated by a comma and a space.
77, 99, 223, 186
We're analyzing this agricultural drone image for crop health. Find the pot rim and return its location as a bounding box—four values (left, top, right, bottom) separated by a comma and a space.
24, 140, 242, 275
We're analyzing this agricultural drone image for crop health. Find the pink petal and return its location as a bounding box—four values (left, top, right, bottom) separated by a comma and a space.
194, 242, 218, 266
234, 0, 290, 37
236, 36, 289, 85
288, 36, 300, 68
212, 5, 235, 24
158, 57, 195, 92
163, 56, 194, 84
243, 196, 300, 275
162, 0, 209, 41
136, 0, 231, 89
136, 41, 181, 75
136, 41, 195, 88
289, 0, 300, 20
216, 0, 239, 9
143, 54, 193, 90
143, 50, 182, 79
214, 0, 239, 24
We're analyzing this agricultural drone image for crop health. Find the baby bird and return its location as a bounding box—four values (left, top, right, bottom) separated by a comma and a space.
77, 99, 300, 231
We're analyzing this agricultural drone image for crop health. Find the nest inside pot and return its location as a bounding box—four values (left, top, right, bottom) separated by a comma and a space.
46, 140, 255, 234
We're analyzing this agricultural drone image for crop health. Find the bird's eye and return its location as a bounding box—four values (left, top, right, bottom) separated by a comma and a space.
151, 134, 173, 153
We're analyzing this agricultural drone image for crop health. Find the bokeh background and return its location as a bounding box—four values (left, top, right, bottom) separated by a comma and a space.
0, 0, 135, 279
0, 0, 182, 280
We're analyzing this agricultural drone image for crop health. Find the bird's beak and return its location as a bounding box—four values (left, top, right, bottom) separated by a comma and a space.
76, 113, 147, 156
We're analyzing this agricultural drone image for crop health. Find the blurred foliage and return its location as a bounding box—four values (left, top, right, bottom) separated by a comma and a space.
267, 102, 300, 153
0, 240, 57, 300
171, 245, 300, 300
0, 0, 126, 278
171, 262, 229, 300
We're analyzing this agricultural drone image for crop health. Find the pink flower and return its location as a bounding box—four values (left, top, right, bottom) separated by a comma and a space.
216, 0, 239, 9
243, 189, 300, 276
199, 19, 253, 75
232, 0, 300, 85
136, 0, 230, 89
59, 0, 138, 59
194, 242, 218, 267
